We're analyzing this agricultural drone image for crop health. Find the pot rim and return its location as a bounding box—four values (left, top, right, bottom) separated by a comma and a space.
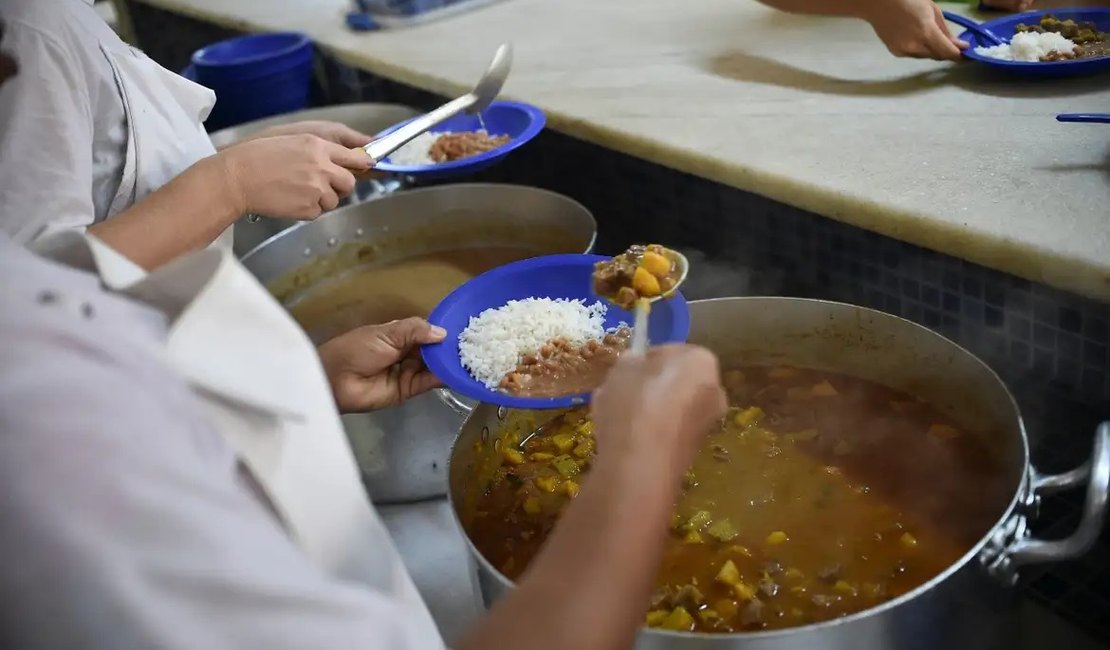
447, 296, 1031, 640
238, 182, 599, 263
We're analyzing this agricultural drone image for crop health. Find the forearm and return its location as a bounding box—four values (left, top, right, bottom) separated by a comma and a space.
88, 155, 242, 270
752, 0, 869, 17
457, 450, 680, 650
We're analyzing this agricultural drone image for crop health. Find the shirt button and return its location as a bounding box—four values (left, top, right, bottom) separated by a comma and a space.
36, 290, 58, 305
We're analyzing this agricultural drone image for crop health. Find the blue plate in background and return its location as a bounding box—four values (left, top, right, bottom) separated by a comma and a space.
422, 254, 691, 410
372, 100, 545, 179
957, 9, 1110, 77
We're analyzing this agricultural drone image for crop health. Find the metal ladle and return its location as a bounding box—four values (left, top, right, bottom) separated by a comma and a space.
364, 42, 513, 162
623, 249, 689, 357
245, 42, 513, 223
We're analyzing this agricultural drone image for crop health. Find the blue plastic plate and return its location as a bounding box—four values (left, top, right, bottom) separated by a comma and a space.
372, 100, 545, 179
958, 9, 1110, 77
422, 254, 691, 409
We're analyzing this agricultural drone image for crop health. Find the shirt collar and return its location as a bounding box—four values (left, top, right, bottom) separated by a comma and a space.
39, 233, 310, 420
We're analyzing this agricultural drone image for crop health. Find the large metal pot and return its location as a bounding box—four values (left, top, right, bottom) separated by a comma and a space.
242, 184, 596, 503
448, 297, 1109, 649
210, 103, 421, 257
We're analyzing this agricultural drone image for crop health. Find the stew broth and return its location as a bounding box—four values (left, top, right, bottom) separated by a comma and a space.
286, 247, 537, 343
466, 365, 1011, 633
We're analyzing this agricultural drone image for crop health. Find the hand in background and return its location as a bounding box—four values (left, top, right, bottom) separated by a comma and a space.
859, 0, 969, 60
317, 318, 447, 413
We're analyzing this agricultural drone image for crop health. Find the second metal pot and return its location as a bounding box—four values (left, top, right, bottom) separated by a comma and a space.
448, 297, 1109, 649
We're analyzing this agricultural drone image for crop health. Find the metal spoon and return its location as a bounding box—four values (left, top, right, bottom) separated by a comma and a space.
625, 249, 689, 357
244, 43, 512, 225
364, 42, 512, 162
942, 11, 1005, 46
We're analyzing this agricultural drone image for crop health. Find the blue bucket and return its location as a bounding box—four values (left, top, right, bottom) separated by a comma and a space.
187, 32, 314, 131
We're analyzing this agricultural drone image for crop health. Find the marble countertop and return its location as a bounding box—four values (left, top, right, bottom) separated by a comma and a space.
126, 0, 1110, 301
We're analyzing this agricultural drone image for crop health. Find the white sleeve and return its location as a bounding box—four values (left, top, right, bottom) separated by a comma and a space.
0, 299, 444, 650
0, 22, 97, 245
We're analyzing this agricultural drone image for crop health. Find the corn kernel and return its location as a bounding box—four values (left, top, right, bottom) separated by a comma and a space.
728, 545, 753, 557
534, 476, 558, 493
733, 582, 757, 601
683, 530, 704, 544
734, 406, 764, 427
522, 497, 541, 515
715, 560, 741, 586
645, 610, 669, 626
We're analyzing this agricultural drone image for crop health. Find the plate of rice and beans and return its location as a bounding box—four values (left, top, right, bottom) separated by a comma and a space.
421, 254, 690, 409
959, 9, 1110, 76
373, 100, 546, 178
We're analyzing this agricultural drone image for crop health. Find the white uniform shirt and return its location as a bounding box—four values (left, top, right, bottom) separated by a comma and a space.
0, 234, 443, 650
0, 0, 232, 248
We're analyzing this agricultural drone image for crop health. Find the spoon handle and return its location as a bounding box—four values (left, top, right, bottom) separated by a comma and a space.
364, 93, 478, 162
941, 11, 1005, 46
629, 300, 651, 357
1057, 113, 1110, 124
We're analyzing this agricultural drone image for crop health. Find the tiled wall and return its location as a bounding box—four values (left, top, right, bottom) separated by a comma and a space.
126, 3, 1110, 642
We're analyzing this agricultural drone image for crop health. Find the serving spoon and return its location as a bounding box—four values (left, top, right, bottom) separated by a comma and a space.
942, 11, 1006, 46
623, 249, 689, 356
363, 42, 512, 162
245, 43, 512, 223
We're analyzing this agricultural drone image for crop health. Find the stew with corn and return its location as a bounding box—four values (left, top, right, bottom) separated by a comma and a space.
465, 365, 1010, 633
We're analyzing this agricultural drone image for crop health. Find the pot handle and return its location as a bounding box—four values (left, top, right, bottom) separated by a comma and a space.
985, 421, 1109, 583
436, 388, 475, 416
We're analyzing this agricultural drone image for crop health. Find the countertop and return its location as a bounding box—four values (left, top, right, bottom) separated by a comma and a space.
126, 0, 1110, 301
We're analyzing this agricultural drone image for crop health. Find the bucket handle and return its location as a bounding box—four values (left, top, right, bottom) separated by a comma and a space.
982, 421, 1110, 584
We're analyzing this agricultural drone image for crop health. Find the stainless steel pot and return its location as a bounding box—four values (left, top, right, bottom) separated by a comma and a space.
242, 184, 596, 504
209, 103, 421, 257
448, 297, 1109, 649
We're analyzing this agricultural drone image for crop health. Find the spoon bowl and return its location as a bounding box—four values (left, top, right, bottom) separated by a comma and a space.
364, 43, 513, 162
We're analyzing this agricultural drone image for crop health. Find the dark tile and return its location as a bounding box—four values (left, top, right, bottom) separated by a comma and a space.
1059, 306, 1082, 333
986, 306, 1004, 328
984, 282, 1006, 307
922, 285, 940, 308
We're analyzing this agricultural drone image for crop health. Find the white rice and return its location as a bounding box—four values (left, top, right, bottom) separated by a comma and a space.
386, 131, 447, 166
974, 31, 1077, 62
459, 298, 609, 389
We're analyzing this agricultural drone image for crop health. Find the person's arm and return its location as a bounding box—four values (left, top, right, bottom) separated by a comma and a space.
0, 22, 98, 245
87, 154, 240, 270
0, 297, 441, 650
89, 135, 372, 270
457, 346, 728, 650
752, 0, 967, 60
751, 0, 861, 15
